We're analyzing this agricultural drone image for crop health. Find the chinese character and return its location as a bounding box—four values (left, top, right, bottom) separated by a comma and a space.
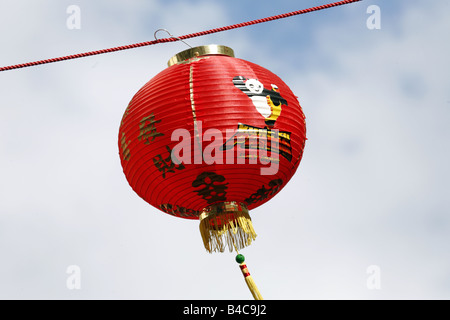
138, 113, 164, 144
120, 133, 131, 161
244, 179, 283, 205
192, 172, 228, 204
153, 145, 185, 178
160, 203, 200, 218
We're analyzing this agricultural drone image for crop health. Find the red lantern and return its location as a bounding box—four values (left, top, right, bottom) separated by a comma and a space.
118, 45, 306, 253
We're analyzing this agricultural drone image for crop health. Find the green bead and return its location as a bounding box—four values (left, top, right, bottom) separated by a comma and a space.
235, 254, 245, 264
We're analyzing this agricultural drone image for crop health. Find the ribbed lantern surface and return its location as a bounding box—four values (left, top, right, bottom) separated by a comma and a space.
118, 45, 306, 252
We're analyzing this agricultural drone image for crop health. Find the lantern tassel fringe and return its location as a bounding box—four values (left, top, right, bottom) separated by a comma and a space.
199, 203, 257, 253
236, 254, 263, 300
243, 269, 263, 300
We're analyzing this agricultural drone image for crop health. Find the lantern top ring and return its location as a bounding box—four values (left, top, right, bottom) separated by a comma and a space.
167, 44, 235, 67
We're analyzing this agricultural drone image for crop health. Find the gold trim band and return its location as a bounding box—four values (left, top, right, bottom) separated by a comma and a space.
168, 44, 234, 66
199, 201, 248, 222
199, 201, 256, 253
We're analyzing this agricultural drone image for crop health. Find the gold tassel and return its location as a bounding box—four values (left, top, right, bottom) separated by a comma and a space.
199, 202, 257, 253
236, 254, 263, 300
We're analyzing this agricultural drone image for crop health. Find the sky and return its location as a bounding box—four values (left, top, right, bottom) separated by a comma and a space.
0, 0, 449, 300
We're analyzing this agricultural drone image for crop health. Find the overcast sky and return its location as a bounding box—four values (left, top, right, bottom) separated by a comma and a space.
1, 0, 449, 299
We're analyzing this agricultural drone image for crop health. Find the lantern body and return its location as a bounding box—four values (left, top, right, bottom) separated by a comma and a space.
118, 45, 306, 223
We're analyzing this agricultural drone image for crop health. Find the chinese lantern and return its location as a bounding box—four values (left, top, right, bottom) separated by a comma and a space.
119, 45, 306, 252
118, 44, 306, 299
118, 44, 306, 254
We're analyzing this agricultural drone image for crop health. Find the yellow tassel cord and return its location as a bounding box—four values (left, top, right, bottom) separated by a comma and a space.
199, 202, 257, 253
236, 254, 263, 300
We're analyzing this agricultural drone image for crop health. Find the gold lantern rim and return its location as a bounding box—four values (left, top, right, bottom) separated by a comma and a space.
167, 44, 235, 67
199, 201, 256, 253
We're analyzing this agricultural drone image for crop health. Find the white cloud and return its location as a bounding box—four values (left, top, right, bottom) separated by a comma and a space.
0, 0, 449, 300
276, 0, 450, 299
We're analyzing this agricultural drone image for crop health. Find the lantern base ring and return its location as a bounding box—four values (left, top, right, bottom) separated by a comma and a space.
199, 202, 257, 253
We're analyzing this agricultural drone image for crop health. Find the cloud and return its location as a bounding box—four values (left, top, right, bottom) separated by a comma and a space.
274, 0, 450, 299
0, 0, 449, 300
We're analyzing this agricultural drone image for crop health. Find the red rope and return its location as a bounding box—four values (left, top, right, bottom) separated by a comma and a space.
0, 0, 361, 72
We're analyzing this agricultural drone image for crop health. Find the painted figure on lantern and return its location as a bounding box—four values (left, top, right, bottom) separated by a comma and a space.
232, 76, 288, 127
